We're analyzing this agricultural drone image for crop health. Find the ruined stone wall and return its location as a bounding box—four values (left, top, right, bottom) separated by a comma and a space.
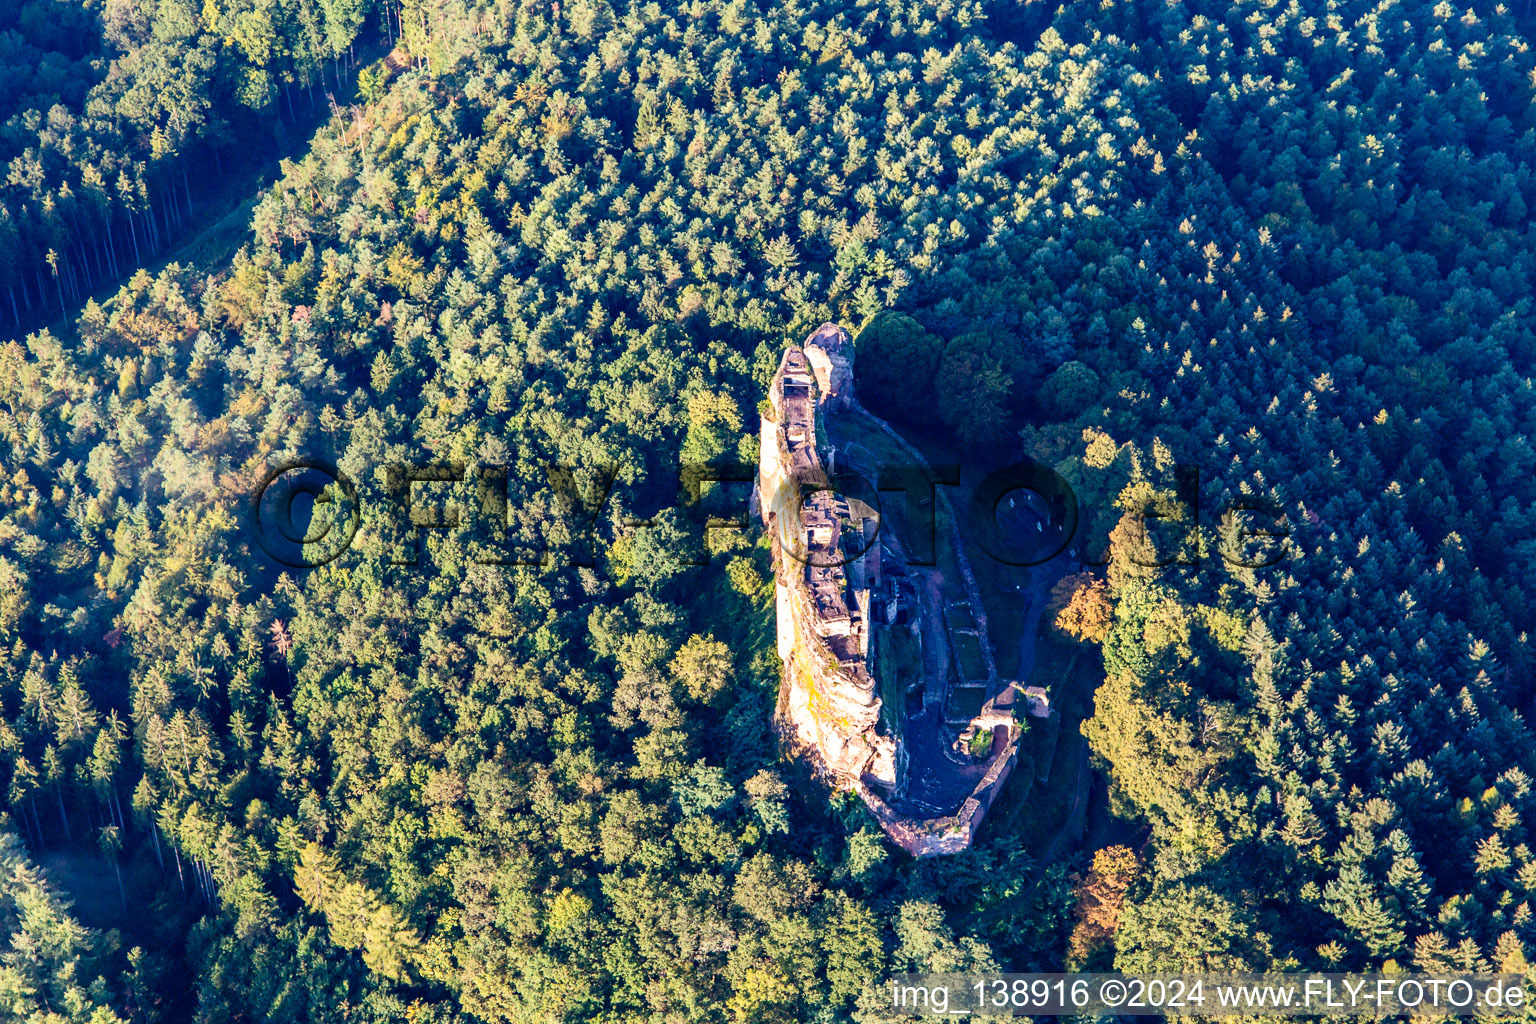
803, 323, 855, 410
857, 727, 1020, 857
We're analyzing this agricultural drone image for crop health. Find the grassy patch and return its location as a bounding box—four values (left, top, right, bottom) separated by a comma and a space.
969, 728, 994, 758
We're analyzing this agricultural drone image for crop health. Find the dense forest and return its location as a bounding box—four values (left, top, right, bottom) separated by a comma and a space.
0, 0, 401, 331
1, 0, 1535, 1020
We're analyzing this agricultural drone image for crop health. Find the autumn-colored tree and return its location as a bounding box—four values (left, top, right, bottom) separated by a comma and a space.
1066, 845, 1139, 968
1051, 572, 1113, 643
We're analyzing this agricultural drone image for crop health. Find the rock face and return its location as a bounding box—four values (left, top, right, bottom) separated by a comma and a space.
801, 322, 855, 411
756, 328, 898, 792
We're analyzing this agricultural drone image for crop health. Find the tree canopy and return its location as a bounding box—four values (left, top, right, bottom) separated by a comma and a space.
0, 0, 1534, 1019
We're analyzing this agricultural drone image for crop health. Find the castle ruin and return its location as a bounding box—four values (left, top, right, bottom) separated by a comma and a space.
754, 323, 1030, 856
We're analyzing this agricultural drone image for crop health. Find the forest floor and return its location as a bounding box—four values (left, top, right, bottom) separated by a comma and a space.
36, 837, 193, 939
37, 848, 130, 929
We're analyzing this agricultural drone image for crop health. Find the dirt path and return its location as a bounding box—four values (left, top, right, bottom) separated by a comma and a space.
1013, 549, 1074, 682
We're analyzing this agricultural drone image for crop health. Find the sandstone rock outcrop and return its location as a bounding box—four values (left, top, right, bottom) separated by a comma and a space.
756, 333, 897, 790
